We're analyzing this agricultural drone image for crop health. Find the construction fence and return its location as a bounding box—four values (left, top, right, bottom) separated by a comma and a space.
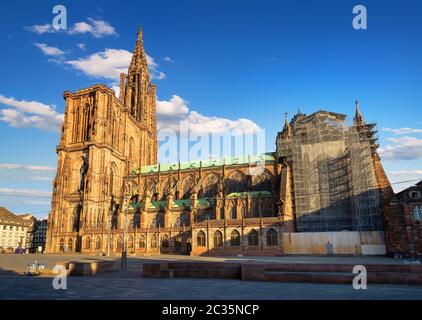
283, 231, 386, 255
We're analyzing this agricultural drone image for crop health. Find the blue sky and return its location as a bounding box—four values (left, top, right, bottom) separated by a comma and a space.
0, 0, 421, 217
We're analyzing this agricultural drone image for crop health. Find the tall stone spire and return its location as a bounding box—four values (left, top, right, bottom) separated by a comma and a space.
122, 25, 152, 122
283, 112, 292, 138
354, 99, 365, 126
129, 25, 148, 75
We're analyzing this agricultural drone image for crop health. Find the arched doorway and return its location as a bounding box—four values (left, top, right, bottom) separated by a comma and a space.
67, 238, 73, 252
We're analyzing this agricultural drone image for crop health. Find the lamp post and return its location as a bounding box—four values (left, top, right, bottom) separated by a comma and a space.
120, 183, 139, 271
121, 210, 128, 271
107, 197, 116, 257
19, 236, 24, 254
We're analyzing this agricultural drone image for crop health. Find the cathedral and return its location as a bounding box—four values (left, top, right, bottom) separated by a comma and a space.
45, 27, 397, 256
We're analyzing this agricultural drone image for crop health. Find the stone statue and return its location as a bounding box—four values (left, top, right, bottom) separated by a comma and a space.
144, 187, 152, 201
217, 178, 224, 198
165, 188, 174, 210
277, 200, 284, 217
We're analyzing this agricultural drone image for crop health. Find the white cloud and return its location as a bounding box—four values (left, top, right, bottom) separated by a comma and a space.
157, 95, 262, 136
25, 19, 117, 38
0, 95, 58, 116
0, 163, 55, 171
157, 95, 189, 117
77, 43, 86, 50
389, 169, 422, 177
25, 199, 51, 206
0, 188, 51, 197
25, 24, 55, 34
68, 19, 117, 38
163, 56, 174, 63
111, 85, 120, 99
30, 177, 54, 182
379, 136, 422, 161
187, 112, 261, 135
264, 56, 277, 63
0, 94, 63, 131
66, 49, 166, 82
383, 127, 422, 135
387, 169, 422, 193
147, 55, 167, 80
34, 43, 65, 56
67, 49, 131, 81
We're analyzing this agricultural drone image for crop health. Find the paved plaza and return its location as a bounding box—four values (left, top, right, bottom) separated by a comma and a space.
1, 254, 422, 300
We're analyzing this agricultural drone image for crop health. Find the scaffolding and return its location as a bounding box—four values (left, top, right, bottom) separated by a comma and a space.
281, 111, 382, 232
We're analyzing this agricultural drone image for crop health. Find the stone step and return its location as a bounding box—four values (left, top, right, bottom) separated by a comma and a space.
263, 271, 422, 285
263, 263, 422, 274
142, 262, 422, 285
162, 268, 241, 279
67, 261, 118, 276
264, 271, 354, 284
368, 272, 422, 285
167, 262, 241, 271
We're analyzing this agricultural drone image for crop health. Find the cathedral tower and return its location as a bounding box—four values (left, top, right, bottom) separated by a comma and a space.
45, 27, 158, 253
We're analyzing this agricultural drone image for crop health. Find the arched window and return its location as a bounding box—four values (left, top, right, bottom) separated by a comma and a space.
85, 236, 91, 250
181, 175, 194, 199
110, 163, 118, 196
128, 137, 135, 173
267, 228, 278, 246
139, 235, 146, 248
72, 205, 81, 232
117, 236, 123, 251
241, 206, 247, 217
128, 235, 134, 249
161, 235, 169, 248
111, 211, 118, 230
231, 206, 237, 219
251, 170, 273, 192
96, 237, 102, 250
252, 202, 259, 217
59, 238, 65, 252
110, 169, 114, 196
214, 230, 223, 247
248, 230, 259, 246
73, 107, 79, 142
262, 202, 273, 217
220, 207, 225, 220
197, 231, 206, 247
226, 170, 247, 194
129, 137, 135, 159
67, 238, 73, 252
230, 230, 240, 246
202, 173, 219, 198
151, 235, 157, 248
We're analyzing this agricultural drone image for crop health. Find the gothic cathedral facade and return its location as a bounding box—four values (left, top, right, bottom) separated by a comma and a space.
46, 27, 406, 257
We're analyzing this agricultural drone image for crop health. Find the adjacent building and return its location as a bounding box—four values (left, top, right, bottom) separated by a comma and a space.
382, 181, 422, 258
18, 214, 37, 250
0, 207, 31, 251
32, 219, 48, 252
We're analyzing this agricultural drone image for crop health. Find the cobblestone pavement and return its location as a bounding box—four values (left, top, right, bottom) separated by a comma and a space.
1, 274, 422, 300
0, 253, 413, 274
1, 254, 422, 300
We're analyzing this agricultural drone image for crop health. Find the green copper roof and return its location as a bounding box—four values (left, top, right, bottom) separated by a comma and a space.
226, 191, 272, 198
133, 153, 276, 175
